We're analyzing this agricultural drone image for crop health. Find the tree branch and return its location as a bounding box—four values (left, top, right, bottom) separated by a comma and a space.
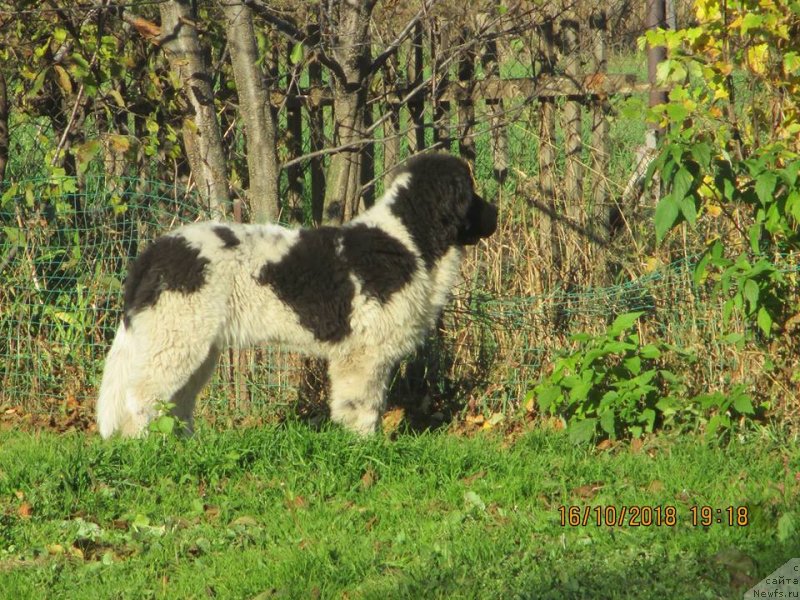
368, 0, 439, 75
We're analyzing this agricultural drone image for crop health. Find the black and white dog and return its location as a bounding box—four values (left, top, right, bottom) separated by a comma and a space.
96, 153, 497, 437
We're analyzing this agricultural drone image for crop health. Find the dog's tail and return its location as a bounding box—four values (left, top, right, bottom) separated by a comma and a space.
96, 322, 133, 438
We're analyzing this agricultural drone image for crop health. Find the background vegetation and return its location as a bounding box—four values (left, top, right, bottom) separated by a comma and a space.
0, 0, 798, 439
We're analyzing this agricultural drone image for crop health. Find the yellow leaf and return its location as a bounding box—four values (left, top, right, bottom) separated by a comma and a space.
713, 86, 729, 101
381, 407, 404, 432
53, 64, 72, 95
106, 133, 131, 154
706, 202, 722, 217
746, 44, 769, 76
524, 395, 535, 413
108, 88, 125, 108
695, 0, 721, 22
482, 412, 505, 430
643, 256, 661, 274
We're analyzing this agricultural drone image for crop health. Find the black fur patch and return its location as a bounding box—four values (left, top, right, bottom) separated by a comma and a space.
123, 235, 209, 328
256, 225, 416, 342
257, 228, 354, 343
213, 226, 240, 248
457, 194, 498, 245
342, 225, 417, 302
389, 153, 494, 269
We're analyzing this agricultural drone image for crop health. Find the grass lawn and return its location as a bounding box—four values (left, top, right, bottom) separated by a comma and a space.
0, 423, 798, 599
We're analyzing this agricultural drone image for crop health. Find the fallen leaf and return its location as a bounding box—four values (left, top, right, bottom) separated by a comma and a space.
572, 482, 604, 500
482, 412, 505, 429
596, 439, 614, 451
17, 502, 32, 519
382, 408, 404, 432
360, 468, 377, 490
461, 471, 487, 485
285, 495, 306, 510
229, 516, 259, 528
466, 414, 485, 425
464, 490, 486, 511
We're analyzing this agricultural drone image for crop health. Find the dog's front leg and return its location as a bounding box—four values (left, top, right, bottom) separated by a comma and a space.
327, 355, 393, 434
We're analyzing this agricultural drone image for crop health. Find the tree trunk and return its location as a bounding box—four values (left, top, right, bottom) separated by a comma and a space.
221, 0, 280, 224
323, 0, 376, 222
159, 0, 230, 218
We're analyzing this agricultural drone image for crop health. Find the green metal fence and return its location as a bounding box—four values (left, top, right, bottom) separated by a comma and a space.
0, 175, 779, 421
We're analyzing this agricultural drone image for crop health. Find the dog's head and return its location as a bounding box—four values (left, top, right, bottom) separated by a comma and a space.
457, 187, 498, 246
400, 153, 497, 246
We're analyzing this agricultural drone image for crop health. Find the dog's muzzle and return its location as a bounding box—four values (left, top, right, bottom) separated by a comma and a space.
458, 195, 498, 245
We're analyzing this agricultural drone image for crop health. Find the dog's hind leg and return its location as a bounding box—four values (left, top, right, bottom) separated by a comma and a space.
328, 354, 394, 434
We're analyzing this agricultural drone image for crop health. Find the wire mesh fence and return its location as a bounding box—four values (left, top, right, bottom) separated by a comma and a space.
3, 174, 787, 423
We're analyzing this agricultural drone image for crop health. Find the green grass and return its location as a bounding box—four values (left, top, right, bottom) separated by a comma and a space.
1, 424, 798, 599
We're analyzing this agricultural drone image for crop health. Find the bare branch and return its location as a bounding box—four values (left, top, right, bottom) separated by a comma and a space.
368, 0, 439, 75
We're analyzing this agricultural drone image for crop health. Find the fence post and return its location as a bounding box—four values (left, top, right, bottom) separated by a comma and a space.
537, 17, 558, 287
406, 22, 425, 154
431, 20, 451, 149
480, 9, 507, 182
561, 17, 583, 229
285, 49, 304, 220
308, 53, 325, 225
647, 0, 668, 146
382, 105, 401, 189
457, 28, 476, 163
590, 9, 610, 264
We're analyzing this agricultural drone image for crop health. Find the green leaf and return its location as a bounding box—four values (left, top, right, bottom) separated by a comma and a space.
290, 42, 304, 65
149, 415, 176, 434
569, 380, 593, 402
732, 393, 754, 415
464, 491, 486, 512
536, 385, 562, 413
655, 396, 679, 416
757, 307, 773, 336
665, 102, 689, 122
599, 410, 616, 436
641, 408, 657, 431
655, 195, 680, 242
623, 355, 642, 375
777, 512, 797, 543
639, 344, 661, 360
740, 13, 764, 35
608, 312, 644, 337
678, 194, 697, 226
690, 142, 711, 167
3, 226, 24, 245
781, 160, 800, 187
567, 418, 597, 445
749, 222, 762, 253
754, 171, 777, 205
743, 279, 759, 313
53, 27, 68, 44
786, 191, 800, 223
672, 166, 693, 201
